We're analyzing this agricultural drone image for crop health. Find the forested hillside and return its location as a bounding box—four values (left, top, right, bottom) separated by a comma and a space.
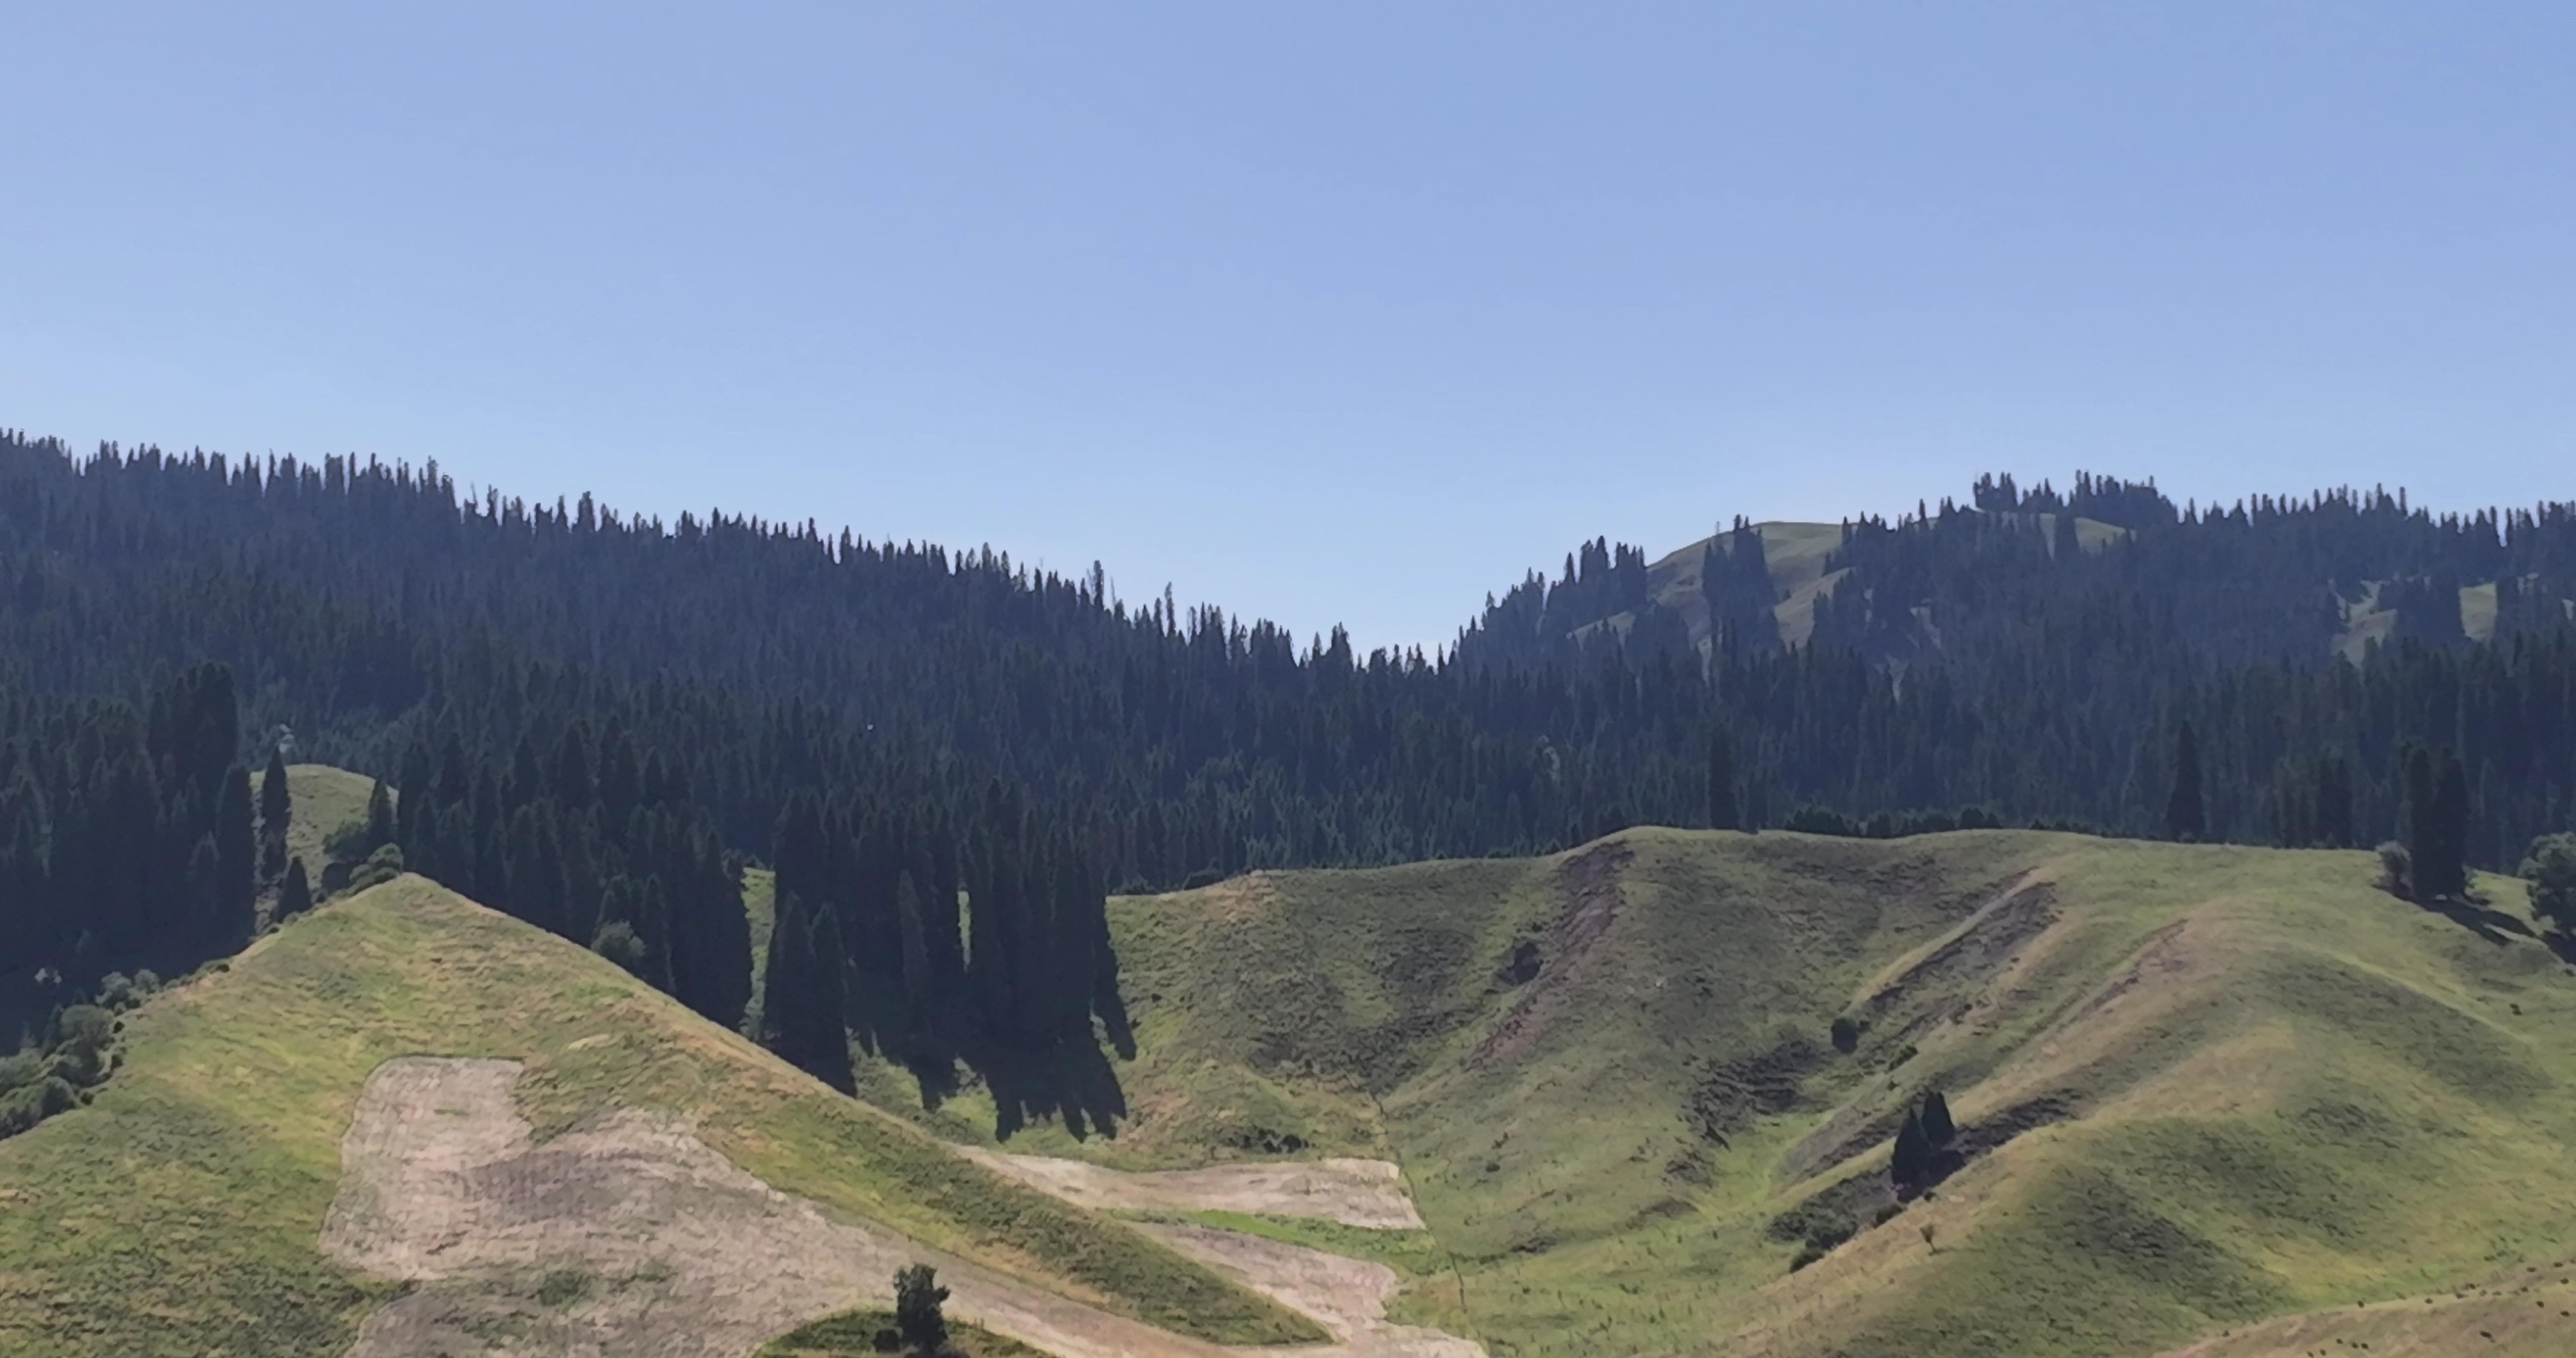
7, 433, 2576, 888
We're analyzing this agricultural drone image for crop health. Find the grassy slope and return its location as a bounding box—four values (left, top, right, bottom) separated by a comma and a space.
0, 874, 1319, 1356
265, 761, 378, 886
1019, 828, 2576, 1357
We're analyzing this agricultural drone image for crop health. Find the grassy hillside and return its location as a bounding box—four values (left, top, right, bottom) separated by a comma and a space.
261, 761, 379, 888
984, 827, 2576, 1356
0, 874, 1318, 1356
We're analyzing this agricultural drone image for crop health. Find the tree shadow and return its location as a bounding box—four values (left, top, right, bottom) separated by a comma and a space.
2413, 893, 2532, 947
977, 1037, 1130, 1142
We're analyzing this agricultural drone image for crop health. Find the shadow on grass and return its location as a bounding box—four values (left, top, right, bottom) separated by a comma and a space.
2413, 893, 2533, 947
853, 976, 1138, 1144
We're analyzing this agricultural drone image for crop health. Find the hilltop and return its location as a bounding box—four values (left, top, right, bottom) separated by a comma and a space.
860, 826, 2576, 1357
0, 874, 1320, 1357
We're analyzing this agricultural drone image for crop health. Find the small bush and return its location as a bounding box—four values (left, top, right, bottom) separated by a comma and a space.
590, 921, 650, 978
346, 843, 406, 895
1830, 1015, 1860, 1054
2377, 840, 2414, 900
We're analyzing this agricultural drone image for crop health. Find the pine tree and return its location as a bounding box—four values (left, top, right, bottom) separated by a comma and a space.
259, 746, 292, 876
365, 777, 395, 852
1891, 1109, 1930, 1187
1921, 1089, 1955, 1145
212, 765, 257, 953
1708, 730, 1739, 831
894, 1263, 949, 1354
761, 888, 855, 1093
2165, 721, 2205, 841
277, 856, 313, 922
2423, 749, 2471, 900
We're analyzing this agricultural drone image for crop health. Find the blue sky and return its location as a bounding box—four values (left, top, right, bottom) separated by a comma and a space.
3, 4, 2569, 651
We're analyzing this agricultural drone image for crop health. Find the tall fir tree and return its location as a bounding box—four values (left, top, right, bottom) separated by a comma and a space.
2165, 721, 2205, 841
761, 888, 855, 1094
1708, 730, 1739, 832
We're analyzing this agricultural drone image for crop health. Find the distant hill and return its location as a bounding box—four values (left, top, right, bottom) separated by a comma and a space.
1025, 827, 2576, 1357
0, 875, 1316, 1357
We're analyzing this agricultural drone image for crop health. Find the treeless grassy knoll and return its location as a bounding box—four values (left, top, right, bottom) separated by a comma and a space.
0, 874, 1319, 1357
266, 760, 378, 885
989, 827, 2576, 1357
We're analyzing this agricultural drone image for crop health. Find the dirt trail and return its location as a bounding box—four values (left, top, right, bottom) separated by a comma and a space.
955, 1145, 1425, 1230
1140, 1223, 1482, 1358
325, 1057, 1453, 1358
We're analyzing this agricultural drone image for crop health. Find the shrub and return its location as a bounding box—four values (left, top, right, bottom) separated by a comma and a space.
2377, 840, 2414, 900
346, 842, 406, 895
2522, 833, 2576, 931
0, 1075, 76, 1137
590, 921, 650, 978
1830, 1016, 1860, 1054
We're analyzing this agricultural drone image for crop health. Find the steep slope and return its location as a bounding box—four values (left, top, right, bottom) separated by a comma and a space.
998, 829, 2576, 1356
0, 874, 1319, 1356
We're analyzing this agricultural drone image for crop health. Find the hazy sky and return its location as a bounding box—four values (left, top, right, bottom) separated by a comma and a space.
4, 4, 2569, 651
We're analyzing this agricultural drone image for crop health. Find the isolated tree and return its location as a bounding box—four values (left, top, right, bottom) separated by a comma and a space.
2523, 833, 2576, 932
1829, 1016, 1859, 1055
276, 854, 312, 919
1891, 1109, 1930, 1188
2164, 721, 2205, 842
1920, 1089, 1955, 1146
260, 746, 292, 876
2427, 750, 2471, 900
1707, 730, 1739, 831
2403, 745, 2471, 900
894, 1262, 949, 1354
364, 777, 395, 854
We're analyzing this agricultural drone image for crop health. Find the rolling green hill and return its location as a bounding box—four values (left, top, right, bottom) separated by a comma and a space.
0, 874, 1316, 1356
915, 827, 2576, 1356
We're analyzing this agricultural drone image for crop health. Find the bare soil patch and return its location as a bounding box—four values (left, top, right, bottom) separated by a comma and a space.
1471, 840, 1631, 1066
323, 1057, 1258, 1358
955, 1146, 1425, 1230
1138, 1223, 1483, 1358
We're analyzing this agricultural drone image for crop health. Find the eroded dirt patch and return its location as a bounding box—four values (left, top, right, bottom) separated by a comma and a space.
1855, 879, 2058, 1035
954, 1147, 1425, 1230
1472, 840, 1632, 1066
323, 1058, 1251, 1358
1138, 1223, 1483, 1358
1687, 1035, 1831, 1147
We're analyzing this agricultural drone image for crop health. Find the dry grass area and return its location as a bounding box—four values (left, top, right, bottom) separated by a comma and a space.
324, 1056, 1317, 1358
957, 1148, 1425, 1230
1138, 1222, 1483, 1358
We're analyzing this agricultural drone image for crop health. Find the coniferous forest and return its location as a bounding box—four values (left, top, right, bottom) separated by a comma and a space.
5, 429, 2576, 1101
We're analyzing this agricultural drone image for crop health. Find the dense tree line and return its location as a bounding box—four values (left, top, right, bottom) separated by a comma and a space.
3, 432, 2574, 900
761, 783, 1123, 1091
1, 664, 261, 999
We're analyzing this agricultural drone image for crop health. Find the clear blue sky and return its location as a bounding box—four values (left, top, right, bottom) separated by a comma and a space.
4, 4, 2569, 651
